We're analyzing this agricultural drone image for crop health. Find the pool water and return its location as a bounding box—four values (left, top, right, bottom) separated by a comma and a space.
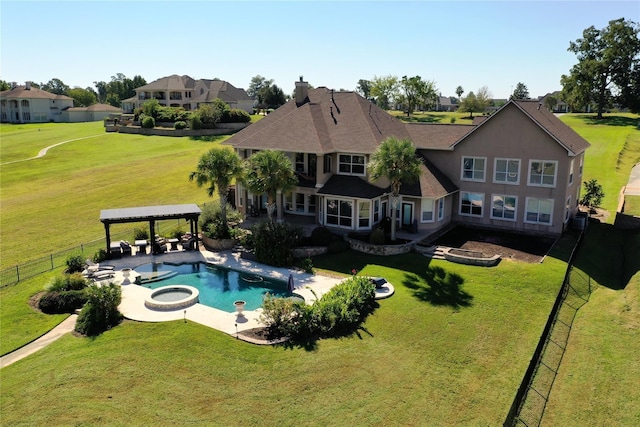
134, 262, 290, 312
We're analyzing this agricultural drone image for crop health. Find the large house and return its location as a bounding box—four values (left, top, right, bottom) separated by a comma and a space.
1, 82, 74, 123
121, 75, 254, 114
226, 79, 590, 237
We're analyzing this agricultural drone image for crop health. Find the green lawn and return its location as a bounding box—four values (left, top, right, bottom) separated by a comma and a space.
1, 251, 567, 425
623, 195, 640, 216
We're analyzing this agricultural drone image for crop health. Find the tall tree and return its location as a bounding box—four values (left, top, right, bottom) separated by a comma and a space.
399, 75, 437, 116
544, 95, 558, 112
511, 82, 530, 100
356, 79, 372, 99
189, 148, 244, 234
243, 150, 297, 223
367, 137, 422, 241
459, 91, 486, 118
40, 78, 69, 95
262, 84, 286, 109
247, 75, 273, 99
562, 18, 640, 118
455, 85, 464, 101
476, 86, 492, 111
67, 87, 97, 107
370, 75, 399, 110
0, 80, 9, 91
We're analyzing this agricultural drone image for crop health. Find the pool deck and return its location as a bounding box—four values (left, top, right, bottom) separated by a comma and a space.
108, 248, 344, 342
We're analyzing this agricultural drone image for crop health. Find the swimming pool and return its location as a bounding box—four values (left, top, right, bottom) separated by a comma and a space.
133, 262, 293, 313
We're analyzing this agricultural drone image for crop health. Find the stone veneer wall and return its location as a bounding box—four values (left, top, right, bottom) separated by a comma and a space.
345, 237, 413, 256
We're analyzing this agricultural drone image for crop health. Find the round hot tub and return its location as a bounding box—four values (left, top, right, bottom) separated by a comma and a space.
145, 285, 199, 311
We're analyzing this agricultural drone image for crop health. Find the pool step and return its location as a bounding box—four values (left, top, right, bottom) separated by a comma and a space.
138, 270, 178, 284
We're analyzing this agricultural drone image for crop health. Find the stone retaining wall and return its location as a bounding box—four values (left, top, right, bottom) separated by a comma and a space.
345, 237, 413, 256
105, 122, 248, 137
443, 247, 501, 266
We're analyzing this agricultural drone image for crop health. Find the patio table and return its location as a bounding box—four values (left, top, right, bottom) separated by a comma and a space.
134, 240, 148, 255
168, 238, 179, 251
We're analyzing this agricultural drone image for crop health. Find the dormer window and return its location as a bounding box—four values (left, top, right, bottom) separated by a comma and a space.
338, 154, 365, 176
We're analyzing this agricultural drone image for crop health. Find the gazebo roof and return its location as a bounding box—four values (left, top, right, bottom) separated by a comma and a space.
100, 204, 201, 224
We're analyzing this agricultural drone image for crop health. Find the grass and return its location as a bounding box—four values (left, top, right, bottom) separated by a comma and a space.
0, 252, 567, 425
0, 122, 232, 267
623, 195, 640, 216
558, 114, 640, 219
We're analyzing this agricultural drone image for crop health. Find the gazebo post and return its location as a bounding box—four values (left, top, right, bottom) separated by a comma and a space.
149, 220, 156, 253
104, 222, 111, 255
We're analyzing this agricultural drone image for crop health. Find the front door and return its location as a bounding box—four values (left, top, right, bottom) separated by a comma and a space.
401, 202, 413, 229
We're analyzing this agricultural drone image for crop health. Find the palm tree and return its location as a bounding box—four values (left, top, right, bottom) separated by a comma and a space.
368, 137, 422, 241
189, 148, 243, 232
243, 150, 297, 222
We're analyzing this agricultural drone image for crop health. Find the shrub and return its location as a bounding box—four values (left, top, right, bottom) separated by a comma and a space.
141, 115, 155, 129
39, 290, 88, 314
301, 256, 315, 274
370, 227, 386, 245
261, 276, 376, 340
141, 99, 160, 119
65, 254, 85, 274
199, 200, 244, 240
174, 120, 187, 130
310, 226, 334, 246
133, 227, 149, 241
48, 273, 89, 292
221, 109, 251, 123
251, 221, 303, 267
328, 239, 349, 254
92, 248, 107, 263
75, 283, 123, 336
580, 179, 605, 212
450, 116, 457, 123
190, 113, 202, 130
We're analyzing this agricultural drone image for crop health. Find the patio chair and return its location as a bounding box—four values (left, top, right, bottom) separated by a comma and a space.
120, 241, 132, 256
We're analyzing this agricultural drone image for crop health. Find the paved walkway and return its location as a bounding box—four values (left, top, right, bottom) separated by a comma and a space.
624, 162, 640, 196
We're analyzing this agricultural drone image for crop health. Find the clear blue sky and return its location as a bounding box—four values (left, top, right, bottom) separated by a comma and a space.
2, 1, 638, 99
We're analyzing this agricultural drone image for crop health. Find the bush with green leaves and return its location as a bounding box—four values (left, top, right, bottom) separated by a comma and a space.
189, 113, 202, 130
580, 179, 605, 212
75, 283, 123, 336
251, 221, 303, 266
65, 254, 85, 274
141, 99, 160, 118
47, 273, 89, 292
310, 226, 334, 246
260, 275, 376, 340
38, 290, 88, 314
370, 227, 385, 245
141, 115, 155, 129
92, 248, 107, 263
199, 200, 244, 239
174, 120, 187, 130
133, 227, 149, 241
221, 109, 251, 123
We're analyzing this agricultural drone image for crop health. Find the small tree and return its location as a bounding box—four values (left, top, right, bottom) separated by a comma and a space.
580, 179, 605, 212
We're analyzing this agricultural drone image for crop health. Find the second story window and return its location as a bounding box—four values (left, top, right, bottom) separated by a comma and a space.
528, 160, 557, 187
461, 157, 486, 181
338, 154, 365, 176
295, 153, 305, 172
494, 158, 520, 184
323, 155, 332, 173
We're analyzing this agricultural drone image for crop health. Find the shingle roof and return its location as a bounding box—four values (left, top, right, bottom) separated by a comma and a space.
136, 75, 197, 91
226, 88, 412, 154
192, 79, 252, 103
512, 100, 591, 155
0, 86, 72, 100
401, 156, 458, 198
406, 123, 474, 150
67, 103, 121, 112
453, 100, 591, 155
317, 175, 386, 198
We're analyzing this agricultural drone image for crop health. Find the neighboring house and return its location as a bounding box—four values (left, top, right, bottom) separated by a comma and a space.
539, 91, 570, 113
434, 96, 458, 112
0, 82, 74, 123
61, 103, 121, 122
121, 74, 254, 114
226, 79, 590, 237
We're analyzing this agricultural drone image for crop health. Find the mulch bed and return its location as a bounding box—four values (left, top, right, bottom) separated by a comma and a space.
429, 226, 557, 263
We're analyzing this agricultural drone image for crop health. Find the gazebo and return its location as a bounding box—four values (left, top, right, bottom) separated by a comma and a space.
100, 204, 201, 256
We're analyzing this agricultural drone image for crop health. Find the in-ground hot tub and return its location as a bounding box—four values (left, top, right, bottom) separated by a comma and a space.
145, 285, 199, 310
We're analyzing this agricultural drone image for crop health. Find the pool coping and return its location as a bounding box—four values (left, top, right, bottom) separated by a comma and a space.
108, 249, 344, 343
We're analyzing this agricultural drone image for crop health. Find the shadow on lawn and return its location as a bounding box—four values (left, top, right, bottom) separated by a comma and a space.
575, 115, 639, 127
402, 266, 473, 308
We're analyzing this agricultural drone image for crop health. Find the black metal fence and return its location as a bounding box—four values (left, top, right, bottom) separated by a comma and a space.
0, 218, 192, 288
504, 227, 591, 427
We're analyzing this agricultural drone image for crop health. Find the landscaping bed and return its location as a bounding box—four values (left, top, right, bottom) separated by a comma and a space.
427, 226, 556, 263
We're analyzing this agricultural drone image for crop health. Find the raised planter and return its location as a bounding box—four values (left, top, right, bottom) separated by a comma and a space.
291, 246, 328, 258
345, 237, 413, 256
442, 247, 501, 267
202, 236, 238, 251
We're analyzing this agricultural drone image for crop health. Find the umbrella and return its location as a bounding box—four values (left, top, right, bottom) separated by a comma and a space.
287, 273, 295, 294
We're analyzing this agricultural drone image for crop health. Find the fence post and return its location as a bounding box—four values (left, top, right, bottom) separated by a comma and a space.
50, 254, 54, 270
16, 265, 20, 282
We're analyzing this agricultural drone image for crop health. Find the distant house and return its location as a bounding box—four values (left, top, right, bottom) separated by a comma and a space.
61, 103, 121, 122
226, 79, 590, 237
122, 75, 254, 114
435, 96, 458, 112
539, 91, 570, 113
1, 82, 74, 123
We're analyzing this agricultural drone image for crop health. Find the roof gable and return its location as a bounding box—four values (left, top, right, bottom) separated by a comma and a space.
451, 99, 590, 155
1, 86, 72, 100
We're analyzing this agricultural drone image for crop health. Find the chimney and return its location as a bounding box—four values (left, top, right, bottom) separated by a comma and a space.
10, 82, 17, 89
295, 76, 308, 106
25, 81, 31, 90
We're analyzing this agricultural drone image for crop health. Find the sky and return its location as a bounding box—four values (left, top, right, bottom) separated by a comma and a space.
2, 1, 639, 99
